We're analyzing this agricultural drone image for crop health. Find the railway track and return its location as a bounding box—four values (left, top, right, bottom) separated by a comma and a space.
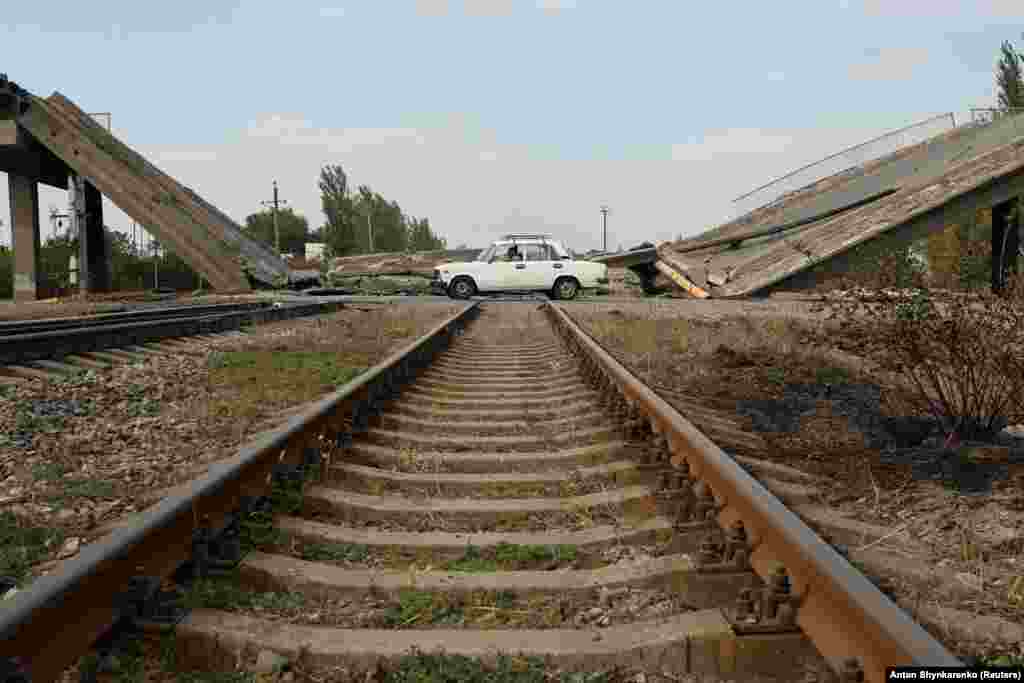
0, 300, 343, 380
0, 302, 960, 682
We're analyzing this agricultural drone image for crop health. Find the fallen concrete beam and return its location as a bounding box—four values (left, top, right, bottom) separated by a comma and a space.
0, 119, 17, 146
16, 93, 251, 291
653, 260, 709, 298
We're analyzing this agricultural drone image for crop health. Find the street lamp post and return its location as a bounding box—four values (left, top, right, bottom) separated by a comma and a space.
600, 205, 609, 253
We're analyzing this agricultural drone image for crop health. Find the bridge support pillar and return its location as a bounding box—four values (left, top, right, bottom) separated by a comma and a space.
70, 173, 112, 293
8, 173, 41, 301
992, 197, 1020, 294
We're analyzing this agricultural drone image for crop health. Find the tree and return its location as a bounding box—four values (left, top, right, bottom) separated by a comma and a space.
408, 217, 447, 251
319, 165, 359, 257
243, 207, 309, 257
996, 40, 1024, 111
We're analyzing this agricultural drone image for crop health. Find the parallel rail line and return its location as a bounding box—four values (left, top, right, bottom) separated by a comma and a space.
0, 301, 959, 682
0, 300, 344, 371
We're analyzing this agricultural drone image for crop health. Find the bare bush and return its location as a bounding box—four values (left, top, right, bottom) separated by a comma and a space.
822, 258, 1024, 442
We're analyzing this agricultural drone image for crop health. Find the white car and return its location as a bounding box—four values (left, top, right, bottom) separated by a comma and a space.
431, 234, 609, 300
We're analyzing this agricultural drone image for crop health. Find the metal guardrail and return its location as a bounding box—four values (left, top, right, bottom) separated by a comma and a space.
544, 302, 961, 683
0, 301, 480, 682
733, 113, 957, 217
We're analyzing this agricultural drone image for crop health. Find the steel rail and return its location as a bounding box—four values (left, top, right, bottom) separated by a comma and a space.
0, 301, 343, 366
0, 301, 480, 682
543, 302, 961, 683
0, 302, 272, 336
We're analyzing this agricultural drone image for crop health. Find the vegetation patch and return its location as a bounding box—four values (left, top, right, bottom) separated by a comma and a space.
0, 511, 65, 587
383, 650, 616, 683
298, 541, 370, 563
444, 543, 579, 572
60, 478, 116, 500
205, 350, 364, 422
183, 574, 306, 612
382, 590, 474, 627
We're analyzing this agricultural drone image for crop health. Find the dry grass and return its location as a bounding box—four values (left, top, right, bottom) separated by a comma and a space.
567, 298, 1024, 663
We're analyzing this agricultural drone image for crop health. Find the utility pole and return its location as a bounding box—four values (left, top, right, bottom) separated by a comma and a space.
600, 205, 610, 253
152, 237, 160, 290
367, 208, 374, 253
261, 180, 288, 255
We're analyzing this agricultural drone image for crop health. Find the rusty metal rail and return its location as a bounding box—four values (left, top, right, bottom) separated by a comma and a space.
0, 301, 342, 366
0, 302, 480, 683
543, 302, 961, 683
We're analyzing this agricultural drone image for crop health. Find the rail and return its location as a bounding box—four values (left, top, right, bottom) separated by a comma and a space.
543, 302, 961, 683
0, 301, 342, 365
0, 301, 480, 682
0, 302, 271, 336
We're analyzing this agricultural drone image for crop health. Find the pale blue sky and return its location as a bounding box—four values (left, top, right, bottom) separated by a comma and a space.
1, 0, 1022, 253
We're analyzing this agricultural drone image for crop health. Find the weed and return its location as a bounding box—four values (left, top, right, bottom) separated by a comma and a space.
209, 351, 363, 388
982, 653, 1024, 667
444, 545, 498, 573
764, 367, 786, 387
183, 575, 305, 612
383, 591, 463, 627
299, 541, 369, 563
31, 461, 68, 482
176, 674, 255, 683
62, 478, 116, 499
0, 511, 65, 586
126, 397, 161, 417
815, 365, 851, 386
101, 637, 145, 683
384, 650, 616, 683
14, 411, 64, 434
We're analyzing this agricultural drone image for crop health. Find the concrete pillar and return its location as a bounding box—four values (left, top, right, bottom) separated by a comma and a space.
926, 222, 960, 289
992, 198, 1020, 293
70, 174, 112, 293
8, 173, 40, 301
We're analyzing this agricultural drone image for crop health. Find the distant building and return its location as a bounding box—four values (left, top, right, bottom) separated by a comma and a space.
305, 242, 327, 262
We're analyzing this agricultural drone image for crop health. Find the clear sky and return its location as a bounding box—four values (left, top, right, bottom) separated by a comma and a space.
1, 0, 1021, 253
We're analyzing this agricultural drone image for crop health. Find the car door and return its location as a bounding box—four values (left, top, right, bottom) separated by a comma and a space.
482, 243, 523, 291
520, 243, 560, 290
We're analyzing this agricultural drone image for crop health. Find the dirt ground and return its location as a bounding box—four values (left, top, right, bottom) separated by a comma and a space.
563, 299, 1024, 665
0, 301, 462, 591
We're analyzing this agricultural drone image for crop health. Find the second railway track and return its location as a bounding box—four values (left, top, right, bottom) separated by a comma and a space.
0, 300, 344, 380
0, 302, 960, 682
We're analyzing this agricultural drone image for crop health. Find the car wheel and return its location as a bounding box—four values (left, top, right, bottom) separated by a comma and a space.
448, 277, 476, 300
553, 277, 579, 300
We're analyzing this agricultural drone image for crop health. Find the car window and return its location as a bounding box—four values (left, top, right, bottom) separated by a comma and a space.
501, 244, 522, 262
522, 244, 551, 262
476, 246, 495, 262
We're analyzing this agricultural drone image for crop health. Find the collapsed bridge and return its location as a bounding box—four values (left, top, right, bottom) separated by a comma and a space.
0, 74, 291, 299
600, 111, 1024, 298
